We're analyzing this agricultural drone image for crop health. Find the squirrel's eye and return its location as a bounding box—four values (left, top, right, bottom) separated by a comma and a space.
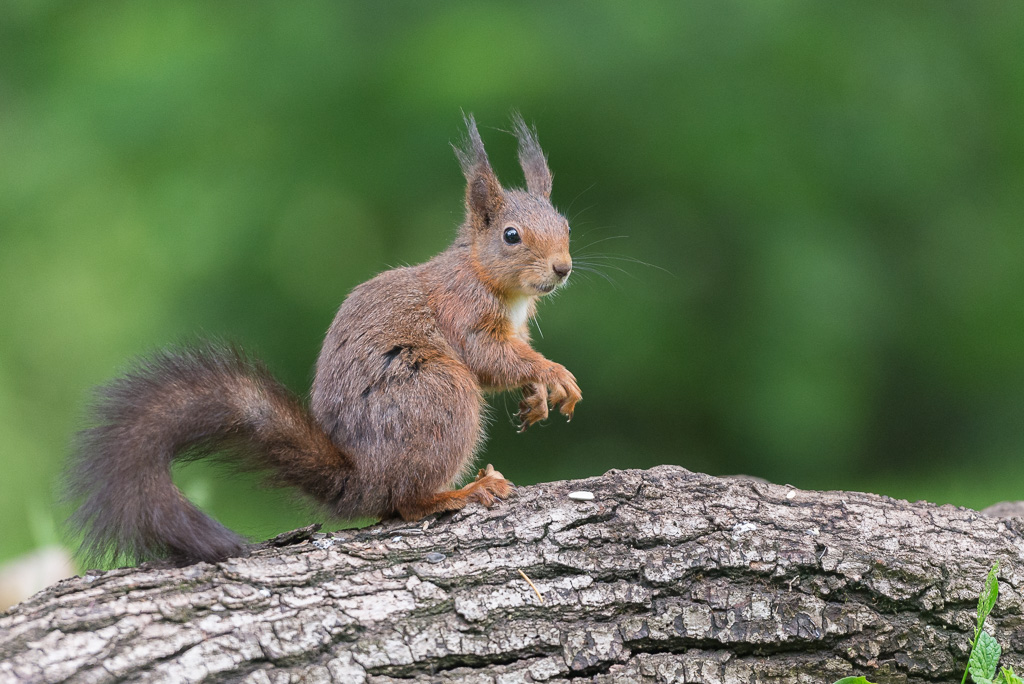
502, 227, 521, 245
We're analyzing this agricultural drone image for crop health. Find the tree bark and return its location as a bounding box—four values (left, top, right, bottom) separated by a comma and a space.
2, 465, 1023, 683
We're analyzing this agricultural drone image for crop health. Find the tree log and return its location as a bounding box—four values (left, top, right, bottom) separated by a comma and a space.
2, 465, 1023, 683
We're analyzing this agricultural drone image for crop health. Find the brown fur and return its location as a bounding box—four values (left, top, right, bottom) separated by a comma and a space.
66, 113, 580, 565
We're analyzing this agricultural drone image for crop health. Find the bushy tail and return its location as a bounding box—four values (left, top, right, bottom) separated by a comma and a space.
65, 344, 350, 566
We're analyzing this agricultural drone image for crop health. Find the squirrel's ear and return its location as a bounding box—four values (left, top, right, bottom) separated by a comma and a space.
454, 114, 505, 229
511, 112, 552, 199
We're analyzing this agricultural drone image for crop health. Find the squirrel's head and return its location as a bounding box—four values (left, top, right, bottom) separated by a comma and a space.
454, 113, 571, 299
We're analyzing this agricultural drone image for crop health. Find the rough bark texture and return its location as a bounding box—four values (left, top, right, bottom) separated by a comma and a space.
2, 465, 1024, 683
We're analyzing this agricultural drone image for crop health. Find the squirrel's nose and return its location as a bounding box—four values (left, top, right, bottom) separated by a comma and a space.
552, 262, 572, 279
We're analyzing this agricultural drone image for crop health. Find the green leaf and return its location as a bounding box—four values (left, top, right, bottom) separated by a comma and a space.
831, 678, 877, 684
978, 562, 1000, 632
969, 630, 1002, 682
997, 667, 1024, 684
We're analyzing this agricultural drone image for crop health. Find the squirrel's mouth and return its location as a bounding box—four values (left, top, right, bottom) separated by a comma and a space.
532, 282, 557, 295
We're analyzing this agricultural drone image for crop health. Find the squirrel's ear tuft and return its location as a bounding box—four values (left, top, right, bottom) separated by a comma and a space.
511, 111, 552, 199
454, 113, 505, 229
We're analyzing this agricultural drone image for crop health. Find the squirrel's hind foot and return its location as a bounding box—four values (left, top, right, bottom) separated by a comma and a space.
396, 464, 513, 520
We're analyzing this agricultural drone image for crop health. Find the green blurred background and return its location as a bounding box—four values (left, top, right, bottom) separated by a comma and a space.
2, 2, 1023, 566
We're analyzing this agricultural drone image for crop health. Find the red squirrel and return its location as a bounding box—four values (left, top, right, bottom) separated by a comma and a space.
65, 114, 581, 565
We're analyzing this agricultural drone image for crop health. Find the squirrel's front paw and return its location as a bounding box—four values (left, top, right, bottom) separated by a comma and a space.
517, 382, 549, 432
543, 363, 582, 421
518, 366, 581, 431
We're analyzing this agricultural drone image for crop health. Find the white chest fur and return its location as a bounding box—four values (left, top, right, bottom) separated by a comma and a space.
506, 295, 533, 333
